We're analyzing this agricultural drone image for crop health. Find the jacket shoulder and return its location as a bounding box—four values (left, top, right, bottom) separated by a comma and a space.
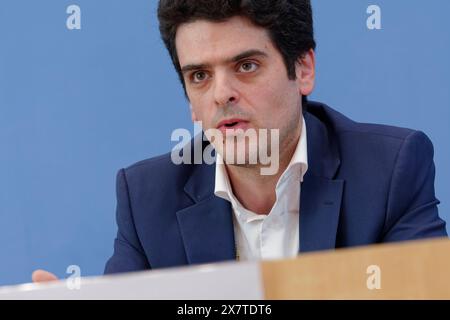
126, 152, 174, 173
307, 101, 416, 140
120, 151, 194, 192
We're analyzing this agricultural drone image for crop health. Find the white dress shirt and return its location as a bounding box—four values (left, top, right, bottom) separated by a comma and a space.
214, 117, 308, 261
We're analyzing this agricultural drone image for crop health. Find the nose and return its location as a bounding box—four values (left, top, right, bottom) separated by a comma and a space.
213, 72, 239, 108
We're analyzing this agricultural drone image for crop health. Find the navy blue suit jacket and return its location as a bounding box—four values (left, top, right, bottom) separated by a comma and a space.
104, 101, 447, 274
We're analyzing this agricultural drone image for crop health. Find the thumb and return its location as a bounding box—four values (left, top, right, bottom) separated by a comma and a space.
32, 269, 59, 283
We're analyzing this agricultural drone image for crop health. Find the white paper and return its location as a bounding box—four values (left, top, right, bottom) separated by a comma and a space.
0, 261, 264, 300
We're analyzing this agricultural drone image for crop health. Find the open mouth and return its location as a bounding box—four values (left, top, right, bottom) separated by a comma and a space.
224, 122, 239, 128
216, 119, 250, 134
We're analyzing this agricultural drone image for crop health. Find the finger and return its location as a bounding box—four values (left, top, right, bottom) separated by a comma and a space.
32, 269, 59, 283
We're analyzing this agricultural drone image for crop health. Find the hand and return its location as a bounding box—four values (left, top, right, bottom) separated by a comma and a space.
32, 269, 59, 283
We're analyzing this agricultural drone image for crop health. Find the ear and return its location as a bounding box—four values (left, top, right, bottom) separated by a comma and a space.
296, 49, 316, 96
189, 103, 199, 122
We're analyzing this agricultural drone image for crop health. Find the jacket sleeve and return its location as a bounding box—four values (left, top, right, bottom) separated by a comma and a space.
382, 130, 448, 241
104, 169, 151, 274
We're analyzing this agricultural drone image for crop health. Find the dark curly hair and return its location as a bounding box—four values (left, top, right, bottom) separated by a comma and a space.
158, 0, 316, 104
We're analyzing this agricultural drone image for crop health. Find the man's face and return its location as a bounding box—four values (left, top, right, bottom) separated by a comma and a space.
175, 16, 314, 169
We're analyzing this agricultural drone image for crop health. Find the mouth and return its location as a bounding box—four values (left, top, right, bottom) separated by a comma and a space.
216, 119, 250, 133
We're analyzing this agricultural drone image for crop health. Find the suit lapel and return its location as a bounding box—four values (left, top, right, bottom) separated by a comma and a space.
176, 148, 236, 265
176, 196, 236, 264
299, 174, 344, 252
299, 112, 344, 253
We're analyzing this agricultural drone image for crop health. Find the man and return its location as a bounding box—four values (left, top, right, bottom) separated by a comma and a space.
33, 0, 447, 282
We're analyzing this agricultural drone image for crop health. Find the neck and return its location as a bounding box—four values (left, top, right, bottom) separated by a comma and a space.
225, 127, 301, 215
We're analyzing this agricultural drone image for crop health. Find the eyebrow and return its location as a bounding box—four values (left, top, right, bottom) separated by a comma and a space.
180, 49, 268, 74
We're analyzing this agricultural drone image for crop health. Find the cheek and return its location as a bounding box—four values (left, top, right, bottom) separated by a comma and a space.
249, 80, 297, 127
190, 101, 214, 128
253, 81, 287, 122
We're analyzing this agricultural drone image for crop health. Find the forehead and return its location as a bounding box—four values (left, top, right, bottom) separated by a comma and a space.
175, 16, 274, 66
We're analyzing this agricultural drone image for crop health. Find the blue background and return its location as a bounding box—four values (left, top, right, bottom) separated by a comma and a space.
0, 0, 449, 286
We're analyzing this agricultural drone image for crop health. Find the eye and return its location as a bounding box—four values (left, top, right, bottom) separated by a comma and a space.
238, 61, 258, 73
191, 71, 209, 84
